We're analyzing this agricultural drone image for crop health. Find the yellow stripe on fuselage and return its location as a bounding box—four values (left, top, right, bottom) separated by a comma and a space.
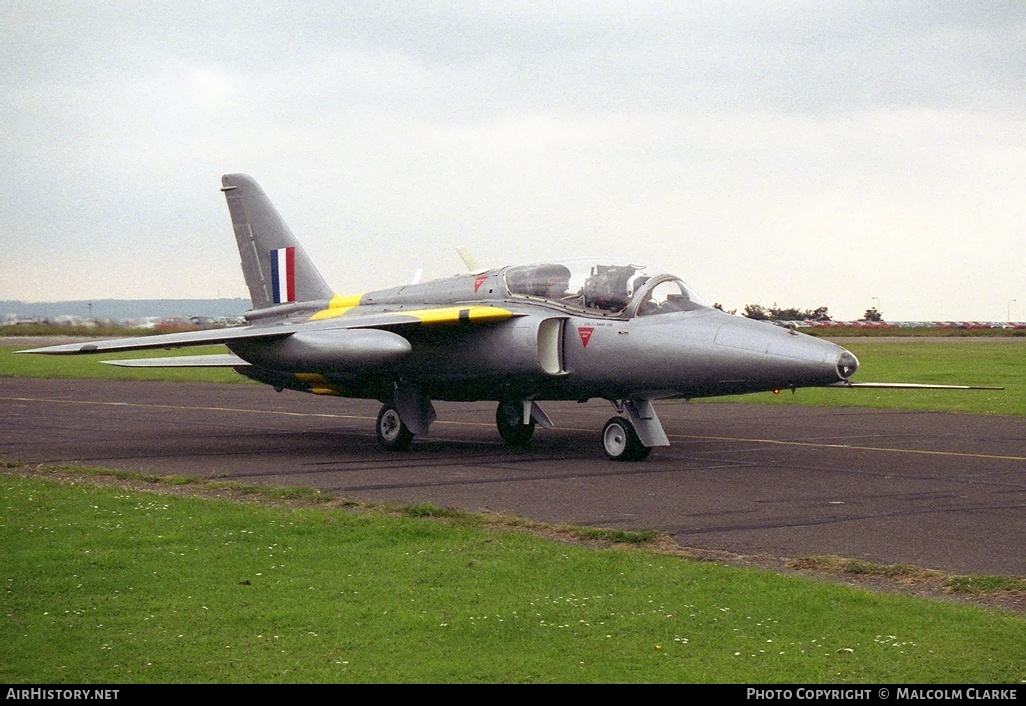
308, 294, 365, 321
309, 296, 514, 326
408, 306, 514, 325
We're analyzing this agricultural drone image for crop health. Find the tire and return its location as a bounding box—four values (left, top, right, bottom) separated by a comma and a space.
377, 404, 413, 451
601, 417, 651, 462
496, 400, 535, 446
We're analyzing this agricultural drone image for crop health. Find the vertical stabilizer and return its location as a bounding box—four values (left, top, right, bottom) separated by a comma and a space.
221, 174, 334, 310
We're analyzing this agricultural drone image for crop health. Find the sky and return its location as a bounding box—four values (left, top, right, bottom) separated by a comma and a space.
2, 1, 1024, 321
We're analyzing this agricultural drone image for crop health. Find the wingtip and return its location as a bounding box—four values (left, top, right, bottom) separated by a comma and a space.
16, 343, 95, 355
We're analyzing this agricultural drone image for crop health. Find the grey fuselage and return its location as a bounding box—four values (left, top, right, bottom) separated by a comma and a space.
228, 266, 854, 405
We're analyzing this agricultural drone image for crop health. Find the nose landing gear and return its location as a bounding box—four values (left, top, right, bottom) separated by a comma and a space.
601, 416, 651, 461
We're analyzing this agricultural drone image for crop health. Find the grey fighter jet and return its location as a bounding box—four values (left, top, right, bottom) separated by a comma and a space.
20, 175, 983, 460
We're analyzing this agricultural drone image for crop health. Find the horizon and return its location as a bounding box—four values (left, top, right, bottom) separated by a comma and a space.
3, 297, 1023, 326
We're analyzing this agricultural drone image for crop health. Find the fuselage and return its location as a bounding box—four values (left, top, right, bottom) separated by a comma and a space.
228, 262, 856, 405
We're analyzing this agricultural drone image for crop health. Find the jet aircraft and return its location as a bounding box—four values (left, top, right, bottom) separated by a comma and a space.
20, 174, 992, 461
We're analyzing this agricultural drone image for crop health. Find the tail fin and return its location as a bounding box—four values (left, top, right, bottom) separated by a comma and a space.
221, 173, 334, 310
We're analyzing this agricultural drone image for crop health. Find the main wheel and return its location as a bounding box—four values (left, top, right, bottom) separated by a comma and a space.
601, 417, 651, 462
377, 404, 413, 450
496, 400, 535, 446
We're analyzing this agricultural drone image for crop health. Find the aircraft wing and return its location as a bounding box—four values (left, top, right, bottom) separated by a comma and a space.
16, 325, 300, 355
101, 354, 250, 368
18, 305, 522, 361
830, 381, 1004, 390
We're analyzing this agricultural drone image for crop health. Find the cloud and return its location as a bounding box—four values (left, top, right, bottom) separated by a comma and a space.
1, 2, 1023, 318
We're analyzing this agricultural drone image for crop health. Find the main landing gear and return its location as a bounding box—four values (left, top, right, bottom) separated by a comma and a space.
376, 399, 544, 451
495, 400, 535, 446
375, 394, 666, 462
375, 386, 436, 451
376, 404, 413, 450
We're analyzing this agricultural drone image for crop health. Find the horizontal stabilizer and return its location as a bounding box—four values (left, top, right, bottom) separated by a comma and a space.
101, 354, 250, 368
831, 382, 1004, 390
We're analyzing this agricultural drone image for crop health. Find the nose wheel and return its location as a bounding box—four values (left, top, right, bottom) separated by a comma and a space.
377, 404, 414, 450
602, 417, 651, 462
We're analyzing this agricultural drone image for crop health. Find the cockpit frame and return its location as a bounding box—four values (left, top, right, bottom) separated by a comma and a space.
501, 259, 709, 319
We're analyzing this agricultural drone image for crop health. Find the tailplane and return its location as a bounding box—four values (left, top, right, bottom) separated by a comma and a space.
221, 174, 333, 310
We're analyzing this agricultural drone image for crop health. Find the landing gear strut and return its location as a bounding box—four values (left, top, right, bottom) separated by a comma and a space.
601, 417, 651, 462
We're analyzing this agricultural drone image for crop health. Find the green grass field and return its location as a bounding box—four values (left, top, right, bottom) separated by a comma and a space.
714, 340, 1024, 415
0, 345, 243, 384
696, 340, 1023, 416
2, 472, 1023, 683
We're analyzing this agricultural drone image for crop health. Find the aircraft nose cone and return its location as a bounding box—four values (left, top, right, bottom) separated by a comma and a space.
836, 350, 859, 379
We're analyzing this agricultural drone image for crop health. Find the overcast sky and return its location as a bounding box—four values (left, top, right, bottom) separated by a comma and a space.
2, 1, 1024, 320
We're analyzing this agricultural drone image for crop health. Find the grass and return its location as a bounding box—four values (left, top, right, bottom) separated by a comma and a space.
0, 345, 245, 384
707, 340, 1025, 416
0, 324, 158, 338
2, 470, 1024, 684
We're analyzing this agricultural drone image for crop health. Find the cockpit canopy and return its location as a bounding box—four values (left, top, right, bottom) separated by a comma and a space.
503, 258, 710, 317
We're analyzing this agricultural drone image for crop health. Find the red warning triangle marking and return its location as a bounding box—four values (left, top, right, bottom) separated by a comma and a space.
578, 327, 594, 347
474, 275, 488, 292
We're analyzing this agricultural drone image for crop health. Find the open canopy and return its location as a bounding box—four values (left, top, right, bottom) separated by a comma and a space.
502, 258, 710, 316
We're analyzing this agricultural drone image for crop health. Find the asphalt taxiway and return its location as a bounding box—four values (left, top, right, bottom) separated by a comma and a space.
2, 377, 1024, 577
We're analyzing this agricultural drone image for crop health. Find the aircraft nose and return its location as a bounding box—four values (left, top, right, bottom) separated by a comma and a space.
836, 349, 859, 380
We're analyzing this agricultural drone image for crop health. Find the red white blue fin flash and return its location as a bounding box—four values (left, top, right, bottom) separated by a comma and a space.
270, 247, 295, 304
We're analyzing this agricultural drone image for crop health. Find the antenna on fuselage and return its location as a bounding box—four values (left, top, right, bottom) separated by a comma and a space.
455, 246, 488, 274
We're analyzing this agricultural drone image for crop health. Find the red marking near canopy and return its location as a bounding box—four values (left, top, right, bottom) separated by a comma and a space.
578, 327, 594, 347
474, 274, 488, 292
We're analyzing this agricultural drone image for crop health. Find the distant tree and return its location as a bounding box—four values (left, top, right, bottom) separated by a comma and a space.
806, 306, 831, 322
743, 304, 832, 321
743, 304, 770, 320
771, 306, 805, 321
861, 307, 883, 322
713, 303, 737, 315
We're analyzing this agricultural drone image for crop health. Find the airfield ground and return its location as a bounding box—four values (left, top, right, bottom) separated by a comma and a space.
4, 341, 1025, 682
3, 374, 1023, 584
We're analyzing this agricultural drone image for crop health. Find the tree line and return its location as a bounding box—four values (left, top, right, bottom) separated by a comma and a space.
713, 304, 884, 322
